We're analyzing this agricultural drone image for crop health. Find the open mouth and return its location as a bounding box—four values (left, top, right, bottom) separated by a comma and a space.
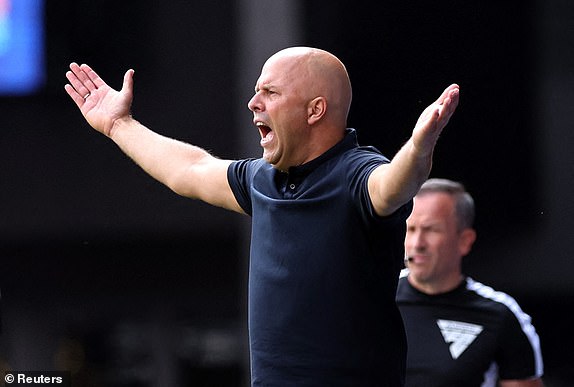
256, 121, 273, 142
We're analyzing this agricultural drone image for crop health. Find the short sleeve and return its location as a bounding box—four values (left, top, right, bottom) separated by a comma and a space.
495, 305, 544, 379
227, 158, 263, 216
347, 146, 413, 226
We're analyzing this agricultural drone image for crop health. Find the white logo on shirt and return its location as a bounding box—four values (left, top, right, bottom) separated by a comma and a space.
437, 319, 483, 359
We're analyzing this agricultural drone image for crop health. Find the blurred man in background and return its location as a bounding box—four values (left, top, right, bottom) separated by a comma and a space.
397, 178, 544, 386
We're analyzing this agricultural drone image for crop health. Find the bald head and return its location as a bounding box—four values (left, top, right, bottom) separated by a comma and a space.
265, 47, 353, 128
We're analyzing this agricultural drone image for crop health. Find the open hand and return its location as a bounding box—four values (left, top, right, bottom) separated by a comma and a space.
65, 63, 134, 137
412, 84, 460, 155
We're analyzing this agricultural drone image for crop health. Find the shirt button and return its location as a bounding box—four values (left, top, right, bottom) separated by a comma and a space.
289, 183, 296, 190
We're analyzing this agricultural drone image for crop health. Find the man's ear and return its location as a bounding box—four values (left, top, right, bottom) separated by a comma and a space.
307, 96, 327, 125
459, 228, 477, 257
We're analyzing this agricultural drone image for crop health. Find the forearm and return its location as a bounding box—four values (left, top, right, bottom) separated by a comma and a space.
368, 138, 432, 216
368, 84, 460, 216
109, 117, 216, 197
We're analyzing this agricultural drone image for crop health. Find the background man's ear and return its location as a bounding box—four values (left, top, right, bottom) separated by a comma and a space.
459, 228, 477, 256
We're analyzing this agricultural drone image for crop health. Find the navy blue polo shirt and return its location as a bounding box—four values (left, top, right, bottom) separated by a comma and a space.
228, 129, 412, 386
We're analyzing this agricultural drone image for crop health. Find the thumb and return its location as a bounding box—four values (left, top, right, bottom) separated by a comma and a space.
122, 69, 135, 94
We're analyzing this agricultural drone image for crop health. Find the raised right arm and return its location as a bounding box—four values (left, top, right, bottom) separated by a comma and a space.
65, 63, 243, 213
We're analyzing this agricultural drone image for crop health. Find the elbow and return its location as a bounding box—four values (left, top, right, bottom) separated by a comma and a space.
164, 168, 198, 199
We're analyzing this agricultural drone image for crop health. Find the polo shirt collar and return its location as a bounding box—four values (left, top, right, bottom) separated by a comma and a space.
285, 128, 358, 177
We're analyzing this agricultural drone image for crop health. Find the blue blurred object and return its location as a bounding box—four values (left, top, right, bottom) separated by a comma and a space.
0, 0, 44, 95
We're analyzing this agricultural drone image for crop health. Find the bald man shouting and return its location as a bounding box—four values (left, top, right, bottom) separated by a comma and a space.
65, 47, 460, 386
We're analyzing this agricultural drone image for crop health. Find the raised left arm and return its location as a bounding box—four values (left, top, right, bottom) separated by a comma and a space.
368, 84, 460, 216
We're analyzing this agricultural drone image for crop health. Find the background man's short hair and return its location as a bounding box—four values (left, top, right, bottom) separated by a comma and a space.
418, 178, 475, 230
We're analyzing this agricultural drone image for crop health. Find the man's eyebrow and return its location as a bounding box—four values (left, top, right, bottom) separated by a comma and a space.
257, 83, 271, 91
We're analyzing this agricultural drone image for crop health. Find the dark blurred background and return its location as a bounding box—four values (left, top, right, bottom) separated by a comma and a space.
1, 0, 573, 385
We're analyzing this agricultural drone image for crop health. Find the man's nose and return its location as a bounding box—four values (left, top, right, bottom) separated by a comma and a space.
407, 230, 426, 250
248, 94, 262, 112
